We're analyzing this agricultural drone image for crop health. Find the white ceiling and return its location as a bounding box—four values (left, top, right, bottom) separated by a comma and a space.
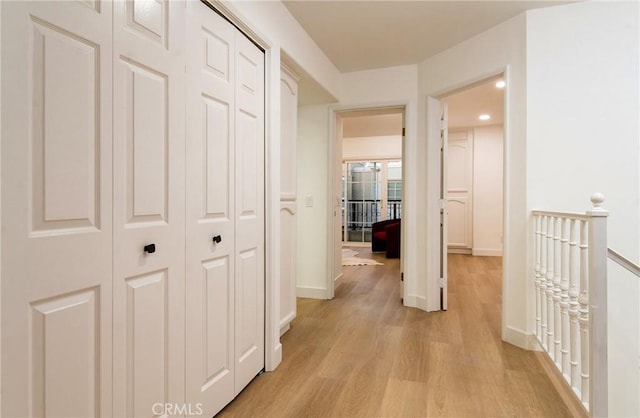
282, 1, 544, 124
283, 0, 573, 73
446, 75, 504, 129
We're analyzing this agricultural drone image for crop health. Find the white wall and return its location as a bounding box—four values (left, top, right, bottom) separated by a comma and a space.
343, 135, 402, 161
473, 125, 503, 256
297, 104, 330, 298
418, 13, 528, 336
340, 65, 418, 105
527, 2, 640, 416
342, 113, 403, 137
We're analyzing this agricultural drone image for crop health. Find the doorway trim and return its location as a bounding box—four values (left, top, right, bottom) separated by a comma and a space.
425, 66, 510, 336
328, 103, 407, 299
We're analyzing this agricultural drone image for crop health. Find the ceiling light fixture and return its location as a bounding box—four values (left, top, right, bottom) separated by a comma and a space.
479, 114, 491, 121
495, 80, 506, 89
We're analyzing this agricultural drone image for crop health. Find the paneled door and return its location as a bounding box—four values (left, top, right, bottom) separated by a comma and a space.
233, 24, 265, 396
279, 65, 299, 335
447, 130, 473, 250
112, 1, 186, 416
1, 2, 114, 416
185, 2, 265, 416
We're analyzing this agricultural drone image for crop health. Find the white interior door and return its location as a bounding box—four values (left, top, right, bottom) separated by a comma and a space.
447, 131, 473, 250
233, 17, 265, 396
440, 101, 449, 310
185, 2, 236, 414
185, 2, 265, 415
1, 2, 114, 416
279, 65, 299, 335
330, 115, 344, 298
112, 1, 186, 416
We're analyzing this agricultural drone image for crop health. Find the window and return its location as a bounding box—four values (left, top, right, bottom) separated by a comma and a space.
342, 160, 402, 243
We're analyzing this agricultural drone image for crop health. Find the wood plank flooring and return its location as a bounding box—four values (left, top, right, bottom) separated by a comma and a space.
218, 249, 573, 417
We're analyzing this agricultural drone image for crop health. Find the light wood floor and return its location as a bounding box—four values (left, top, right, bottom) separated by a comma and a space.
218, 249, 572, 417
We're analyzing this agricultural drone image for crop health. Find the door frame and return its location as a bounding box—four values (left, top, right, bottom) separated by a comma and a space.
328, 104, 407, 299
0, 3, 4, 411
425, 67, 508, 319
204, 0, 281, 371
440, 100, 448, 310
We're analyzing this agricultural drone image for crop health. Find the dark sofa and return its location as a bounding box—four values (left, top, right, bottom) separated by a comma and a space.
371, 219, 401, 258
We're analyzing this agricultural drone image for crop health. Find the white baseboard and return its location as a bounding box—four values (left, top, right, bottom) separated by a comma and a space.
279, 323, 290, 337
503, 326, 540, 350
448, 248, 472, 255
296, 285, 328, 299
279, 312, 295, 337
472, 248, 503, 257
342, 242, 370, 248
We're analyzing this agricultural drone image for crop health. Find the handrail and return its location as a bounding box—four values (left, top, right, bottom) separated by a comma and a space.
341, 198, 402, 202
608, 248, 640, 277
531, 209, 591, 222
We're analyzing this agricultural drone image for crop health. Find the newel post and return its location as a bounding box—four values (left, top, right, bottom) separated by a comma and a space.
587, 193, 608, 417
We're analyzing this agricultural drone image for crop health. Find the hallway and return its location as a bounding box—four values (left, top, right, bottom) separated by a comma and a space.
219, 252, 572, 417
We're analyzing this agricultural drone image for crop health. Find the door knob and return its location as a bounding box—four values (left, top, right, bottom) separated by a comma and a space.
144, 243, 156, 254
212, 235, 222, 244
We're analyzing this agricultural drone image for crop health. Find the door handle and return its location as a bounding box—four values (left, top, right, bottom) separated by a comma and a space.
212, 235, 222, 244
144, 243, 156, 254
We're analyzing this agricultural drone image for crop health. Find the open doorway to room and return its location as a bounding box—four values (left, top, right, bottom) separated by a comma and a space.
444, 75, 504, 257
330, 107, 405, 296
439, 74, 505, 309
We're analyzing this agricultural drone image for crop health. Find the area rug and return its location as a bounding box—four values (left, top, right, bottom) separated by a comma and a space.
341, 248, 384, 266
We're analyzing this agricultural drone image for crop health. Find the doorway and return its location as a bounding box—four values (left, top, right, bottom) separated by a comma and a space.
438, 74, 506, 310
329, 107, 405, 297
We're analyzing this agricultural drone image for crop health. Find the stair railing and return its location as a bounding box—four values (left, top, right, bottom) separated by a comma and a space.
532, 193, 608, 417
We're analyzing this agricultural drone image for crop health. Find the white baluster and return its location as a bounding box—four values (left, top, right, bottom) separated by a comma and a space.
568, 218, 581, 393
540, 215, 548, 350
579, 219, 589, 408
560, 218, 571, 376
553, 216, 562, 364
535, 214, 542, 340
546, 216, 555, 357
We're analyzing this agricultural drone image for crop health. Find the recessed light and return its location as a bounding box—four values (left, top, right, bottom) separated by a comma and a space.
495, 80, 506, 89
479, 114, 491, 121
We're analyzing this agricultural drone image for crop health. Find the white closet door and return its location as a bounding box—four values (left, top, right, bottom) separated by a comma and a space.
234, 30, 265, 394
1, 2, 113, 416
185, 2, 265, 414
185, 2, 236, 414
112, 1, 185, 416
